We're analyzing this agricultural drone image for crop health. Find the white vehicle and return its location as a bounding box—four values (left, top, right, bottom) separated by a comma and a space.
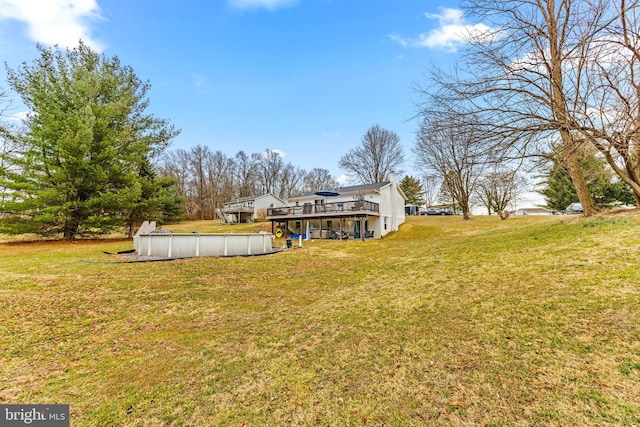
565, 203, 584, 214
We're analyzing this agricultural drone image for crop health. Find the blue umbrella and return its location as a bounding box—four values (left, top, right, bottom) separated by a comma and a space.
314, 190, 340, 197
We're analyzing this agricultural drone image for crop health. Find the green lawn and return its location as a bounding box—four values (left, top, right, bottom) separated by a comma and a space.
1, 213, 639, 425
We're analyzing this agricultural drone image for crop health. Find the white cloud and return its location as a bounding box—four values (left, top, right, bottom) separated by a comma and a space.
227, 0, 298, 11
389, 8, 494, 53
387, 33, 408, 47
0, 0, 104, 51
336, 174, 351, 185
260, 148, 286, 159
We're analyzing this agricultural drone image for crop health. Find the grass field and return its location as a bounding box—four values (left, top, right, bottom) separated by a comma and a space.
1, 213, 639, 426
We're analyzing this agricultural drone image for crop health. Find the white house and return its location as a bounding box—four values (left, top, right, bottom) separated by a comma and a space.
267, 173, 407, 240
220, 193, 286, 223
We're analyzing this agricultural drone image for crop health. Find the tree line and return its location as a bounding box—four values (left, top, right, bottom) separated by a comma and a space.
156, 147, 339, 221
156, 122, 407, 221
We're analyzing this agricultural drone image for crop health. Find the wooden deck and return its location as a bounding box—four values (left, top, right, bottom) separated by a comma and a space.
267, 200, 380, 220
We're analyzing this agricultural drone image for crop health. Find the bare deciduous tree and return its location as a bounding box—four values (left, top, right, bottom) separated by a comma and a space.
234, 150, 258, 199
279, 164, 306, 199
421, 173, 442, 207
570, 0, 640, 205
160, 146, 318, 220
303, 168, 339, 192
158, 148, 195, 216
416, 0, 638, 215
254, 149, 284, 196
414, 114, 489, 220
476, 169, 528, 218
339, 124, 404, 184
205, 150, 234, 216
189, 144, 211, 219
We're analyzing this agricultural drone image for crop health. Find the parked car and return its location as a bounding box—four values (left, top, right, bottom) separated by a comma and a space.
426, 208, 453, 216
565, 202, 584, 214
405, 205, 420, 215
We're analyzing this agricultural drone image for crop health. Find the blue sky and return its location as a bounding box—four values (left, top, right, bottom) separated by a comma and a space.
0, 0, 484, 183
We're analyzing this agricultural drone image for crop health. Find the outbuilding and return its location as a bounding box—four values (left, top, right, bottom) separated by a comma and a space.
220, 193, 286, 223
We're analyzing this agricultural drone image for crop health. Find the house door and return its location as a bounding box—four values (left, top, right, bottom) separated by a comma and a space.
354, 219, 361, 239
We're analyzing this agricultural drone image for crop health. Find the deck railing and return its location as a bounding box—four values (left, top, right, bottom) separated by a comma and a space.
267, 200, 379, 217
221, 206, 254, 214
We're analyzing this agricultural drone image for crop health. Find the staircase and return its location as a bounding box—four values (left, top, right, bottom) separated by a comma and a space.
216, 209, 235, 224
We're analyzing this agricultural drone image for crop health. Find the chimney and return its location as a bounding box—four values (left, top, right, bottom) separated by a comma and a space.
389, 171, 397, 184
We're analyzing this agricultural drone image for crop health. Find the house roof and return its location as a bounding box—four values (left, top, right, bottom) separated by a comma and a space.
289, 182, 392, 199
226, 193, 284, 204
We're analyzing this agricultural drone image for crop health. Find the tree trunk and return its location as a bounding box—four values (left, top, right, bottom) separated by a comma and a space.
63, 221, 78, 241
545, 1, 597, 217
633, 192, 640, 207
626, 163, 640, 208
562, 135, 598, 216
460, 198, 471, 220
